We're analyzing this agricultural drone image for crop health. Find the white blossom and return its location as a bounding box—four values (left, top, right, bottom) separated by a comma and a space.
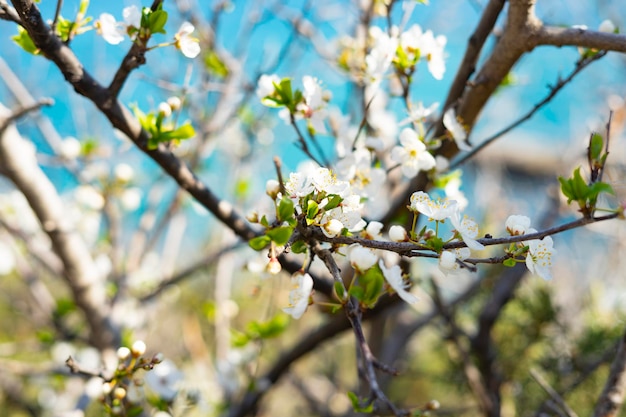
599, 19, 616, 33
438, 248, 471, 275
60, 137, 81, 160
349, 245, 378, 272
525, 236, 555, 280
505, 215, 531, 235
283, 271, 313, 319
450, 211, 484, 250
95, 13, 124, 45
256, 74, 281, 101
145, 359, 183, 401
409, 191, 457, 221
0, 241, 16, 275
443, 108, 471, 151
389, 225, 408, 242
175, 22, 201, 58
391, 128, 436, 178
379, 260, 419, 304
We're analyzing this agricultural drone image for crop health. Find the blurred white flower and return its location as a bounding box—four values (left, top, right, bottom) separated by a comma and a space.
175, 22, 201, 58
0, 241, 16, 275
438, 248, 471, 275
60, 137, 81, 160
256, 74, 281, 100
145, 359, 183, 401
114, 163, 134, 183
75, 185, 105, 210
120, 188, 142, 211
95, 13, 124, 45
599, 19, 616, 33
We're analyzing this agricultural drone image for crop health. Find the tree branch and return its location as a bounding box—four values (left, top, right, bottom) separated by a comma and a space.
10, 0, 260, 242
593, 324, 626, 417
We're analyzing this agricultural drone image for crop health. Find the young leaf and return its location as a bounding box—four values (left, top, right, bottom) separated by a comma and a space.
277, 196, 295, 222
266, 226, 293, 246
249, 235, 271, 251
12, 27, 39, 55
589, 133, 604, 161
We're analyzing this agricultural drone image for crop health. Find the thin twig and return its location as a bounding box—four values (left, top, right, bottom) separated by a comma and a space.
0, 99, 53, 135
530, 367, 579, 417
452, 52, 607, 169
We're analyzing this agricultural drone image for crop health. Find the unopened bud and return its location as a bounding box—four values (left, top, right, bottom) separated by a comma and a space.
265, 179, 280, 199
116, 347, 131, 361
131, 340, 146, 356
167, 96, 182, 111
267, 256, 282, 274
389, 225, 408, 242
113, 387, 127, 400
158, 102, 172, 118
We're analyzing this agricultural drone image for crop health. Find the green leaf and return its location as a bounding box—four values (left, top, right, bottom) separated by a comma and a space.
12, 27, 39, 55
231, 329, 250, 347
260, 215, 269, 227
558, 176, 575, 203
249, 235, 271, 251
323, 194, 343, 211
246, 314, 289, 339
266, 226, 294, 246
277, 196, 295, 222
347, 392, 374, 413
291, 240, 307, 254
588, 181, 615, 201
334, 281, 346, 300
54, 298, 76, 318
589, 133, 604, 161
159, 123, 196, 141
358, 266, 384, 307
204, 50, 230, 78
503, 258, 517, 267
306, 200, 319, 220
148, 9, 168, 34
348, 286, 364, 302
571, 167, 590, 200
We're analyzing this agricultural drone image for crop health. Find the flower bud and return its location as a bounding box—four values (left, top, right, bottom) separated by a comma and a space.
267, 256, 282, 275
389, 225, 408, 242
116, 347, 131, 361
158, 102, 172, 118
113, 387, 127, 400
265, 179, 280, 199
131, 340, 146, 356
246, 211, 259, 223
599, 19, 616, 33
114, 163, 134, 183
60, 137, 81, 160
349, 245, 378, 272
167, 96, 182, 111
322, 218, 343, 238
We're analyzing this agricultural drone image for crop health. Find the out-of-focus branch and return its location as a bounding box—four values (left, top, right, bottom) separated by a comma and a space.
0, 0, 21, 24
536, 27, 626, 53
593, 324, 626, 417
10, 0, 259, 242
530, 368, 579, 417
0, 103, 119, 350
0, 99, 53, 135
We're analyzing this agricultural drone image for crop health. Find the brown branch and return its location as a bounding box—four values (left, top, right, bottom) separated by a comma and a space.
0, 103, 119, 350
0, 0, 21, 24
530, 368, 579, 417
10, 0, 259, 243
593, 324, 626, 417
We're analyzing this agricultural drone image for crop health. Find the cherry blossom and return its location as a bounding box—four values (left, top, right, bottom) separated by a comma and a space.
438, 248, 471, 275
282, 271, 313, 319
450, 211, 484, 250
349, 245, 378, 272
409, 191, 458, 221
505, 215, 531, 235
379, 260, 419, 304
174, 22, 201, 58
525, 236, 555, 280
391, 128, 436, 178
389, 225, 408, 242
443, 108, 471, 151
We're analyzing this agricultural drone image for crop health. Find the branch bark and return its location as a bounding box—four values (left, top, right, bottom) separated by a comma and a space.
0, 104, 119, 350
9, 0, 259, 242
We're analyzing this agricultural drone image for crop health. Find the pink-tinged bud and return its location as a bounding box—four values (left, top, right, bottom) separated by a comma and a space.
267, 256, 282, 274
